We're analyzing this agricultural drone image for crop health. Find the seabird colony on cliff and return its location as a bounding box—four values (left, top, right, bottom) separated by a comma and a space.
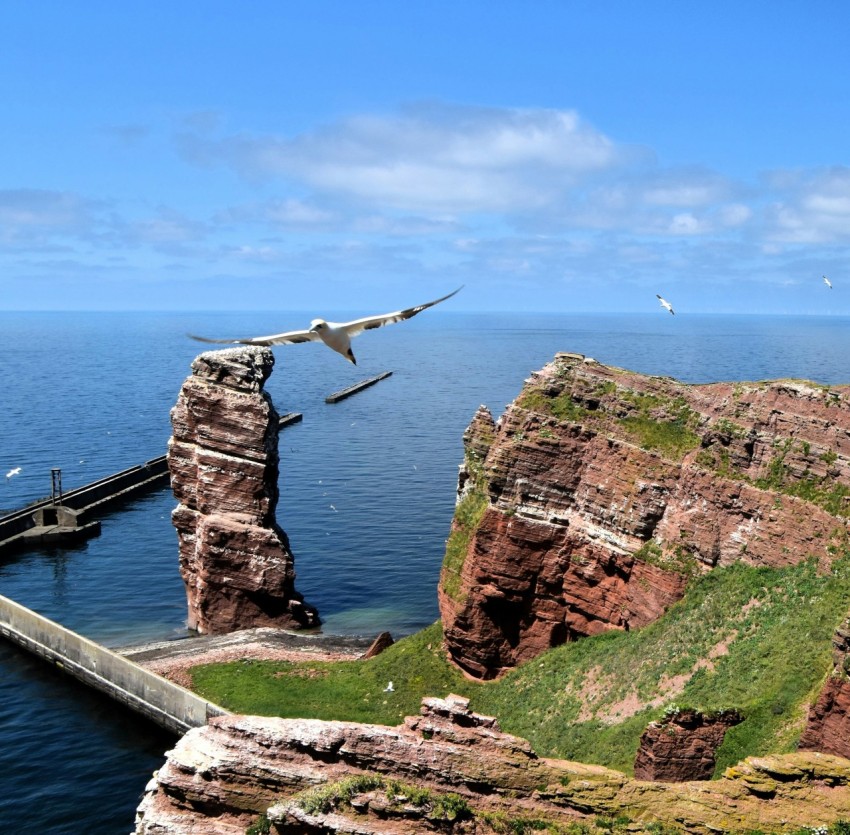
190, 286, 463, 365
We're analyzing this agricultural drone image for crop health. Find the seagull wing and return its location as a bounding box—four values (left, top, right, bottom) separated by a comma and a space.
188, 327, 321, 347
337, 286, 463, 338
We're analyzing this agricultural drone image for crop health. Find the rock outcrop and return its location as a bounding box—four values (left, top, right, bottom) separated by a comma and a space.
800, 617, 850, 757
135, 696, 850, 834
633, 708, 743, 781
168, 347, 318, 634
440, 353, 850, 679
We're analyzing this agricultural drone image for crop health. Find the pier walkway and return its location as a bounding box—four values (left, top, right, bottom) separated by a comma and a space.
0, 455, 170, 555
0, 594, 229, 734
325, 371, 392, 403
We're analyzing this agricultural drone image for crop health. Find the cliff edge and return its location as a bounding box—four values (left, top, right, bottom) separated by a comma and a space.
440, 353, 850, 679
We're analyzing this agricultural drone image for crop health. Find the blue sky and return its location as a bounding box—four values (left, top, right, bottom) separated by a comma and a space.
2, 1, 850, 314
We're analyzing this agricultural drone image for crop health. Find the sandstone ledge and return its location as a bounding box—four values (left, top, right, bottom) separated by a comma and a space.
135, 695, 850, 834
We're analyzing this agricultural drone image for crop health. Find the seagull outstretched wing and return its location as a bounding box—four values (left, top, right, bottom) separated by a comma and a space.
188, 286, 463, 363
340, 287, 463, 338
188, 327, 320, 347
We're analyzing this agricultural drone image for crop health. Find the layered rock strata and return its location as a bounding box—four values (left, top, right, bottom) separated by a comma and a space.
800, 616, 850, 757
135, 695, 850, 834
440, 353, 850, 678
633, 708, 743, 781
168, 347, 318, 634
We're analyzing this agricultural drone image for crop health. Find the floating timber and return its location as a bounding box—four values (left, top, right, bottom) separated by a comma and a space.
0, 456, 170, 556
325, 371, 393, 404
278, 412, 303, 428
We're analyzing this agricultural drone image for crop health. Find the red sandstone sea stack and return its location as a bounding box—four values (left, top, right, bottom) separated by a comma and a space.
167, 346, 318, 634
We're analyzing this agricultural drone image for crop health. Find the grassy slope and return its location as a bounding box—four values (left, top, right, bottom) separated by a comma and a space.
190, 556, 850, 777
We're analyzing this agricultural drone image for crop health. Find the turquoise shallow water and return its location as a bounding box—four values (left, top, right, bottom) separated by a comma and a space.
2, 310, 850, 832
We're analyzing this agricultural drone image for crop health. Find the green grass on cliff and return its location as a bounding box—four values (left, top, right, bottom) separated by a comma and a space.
441, 482, 488, 601
189, 557, 850, 778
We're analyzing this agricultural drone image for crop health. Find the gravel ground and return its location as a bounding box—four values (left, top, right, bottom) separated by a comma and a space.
118, 628, 380, 689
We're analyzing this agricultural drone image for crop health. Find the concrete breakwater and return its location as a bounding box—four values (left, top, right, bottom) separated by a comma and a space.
0, 455, 169, 555
0, 594, 229, 735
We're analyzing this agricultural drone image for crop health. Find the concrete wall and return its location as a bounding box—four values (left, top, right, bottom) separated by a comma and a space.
0, 594, 229, 735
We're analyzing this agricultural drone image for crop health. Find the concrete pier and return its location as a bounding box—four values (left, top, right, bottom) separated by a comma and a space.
0, 456, 170, 556
278, 411, 303, 427
0, 594, 229, 734
325, 371, 393, 403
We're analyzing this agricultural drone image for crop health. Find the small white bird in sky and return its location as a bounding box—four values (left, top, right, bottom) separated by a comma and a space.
190, 286, 463, 365
824, 275, 833, 289
6, 467, 21, 479
656, 294, 675, 315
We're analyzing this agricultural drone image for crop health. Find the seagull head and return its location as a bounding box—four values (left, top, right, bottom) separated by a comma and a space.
309, 319, 328, 333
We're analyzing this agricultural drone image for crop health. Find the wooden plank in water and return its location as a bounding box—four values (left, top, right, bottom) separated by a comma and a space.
278, 412, 303, 428
325, 371, 393, 404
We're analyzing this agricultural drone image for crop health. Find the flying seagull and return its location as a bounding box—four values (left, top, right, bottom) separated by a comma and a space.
189, 286, 463, 365
824, 275, 833, 289
656, 294, 675, 315
384, 681, 395, 693
5, 467, 21, 479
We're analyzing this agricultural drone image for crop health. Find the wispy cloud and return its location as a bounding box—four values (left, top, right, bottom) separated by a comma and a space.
764, 166, 850, 244
0, 189, 97, 244
177, 103, 633, 213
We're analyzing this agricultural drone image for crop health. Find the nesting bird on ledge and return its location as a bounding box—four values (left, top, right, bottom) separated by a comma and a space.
189, 286, 462, 365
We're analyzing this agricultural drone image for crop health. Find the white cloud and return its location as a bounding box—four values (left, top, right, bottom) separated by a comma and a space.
177, 103, 630, 214
668, 213, 704, 235
0, 189, 93, 242
764, 166, 850, 243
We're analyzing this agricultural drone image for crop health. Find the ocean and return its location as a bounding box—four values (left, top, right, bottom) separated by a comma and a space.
2, 310, 850, 832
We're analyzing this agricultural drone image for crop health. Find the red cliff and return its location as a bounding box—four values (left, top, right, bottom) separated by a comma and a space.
168, 347, 318, 634
439, 353, 850, 679
800, 618, 850, 757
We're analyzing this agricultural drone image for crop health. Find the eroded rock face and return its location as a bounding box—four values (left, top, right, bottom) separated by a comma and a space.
634, 708, 743, 781
168, 347, 318, 634
440, 353, 850, 679
135, 695, 850, 834
800, 618, 850, 757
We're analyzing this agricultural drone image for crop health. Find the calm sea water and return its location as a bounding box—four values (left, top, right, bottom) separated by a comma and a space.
2, 310, 850, 832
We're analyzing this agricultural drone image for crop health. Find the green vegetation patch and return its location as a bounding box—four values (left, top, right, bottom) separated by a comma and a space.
441, 480, 489, 601
632, 540, 699, 576
473, 556, 850, 775
616, 392, 701, 460
191, 560, 850, 781
190, 622, 475, 725
517, 386, 589, 424
756, 447, 850, 518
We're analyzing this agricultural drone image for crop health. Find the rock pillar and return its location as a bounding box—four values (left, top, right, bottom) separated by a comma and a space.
167, 347, 318, 634
633, 708, 742, 781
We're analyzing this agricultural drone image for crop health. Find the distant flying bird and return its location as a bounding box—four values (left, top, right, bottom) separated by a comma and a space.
189, 286, 463, 365
5, 467, 21, 479
656, 294, 675, 315
384, 681, 395, 692
824, 275, 833, 289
